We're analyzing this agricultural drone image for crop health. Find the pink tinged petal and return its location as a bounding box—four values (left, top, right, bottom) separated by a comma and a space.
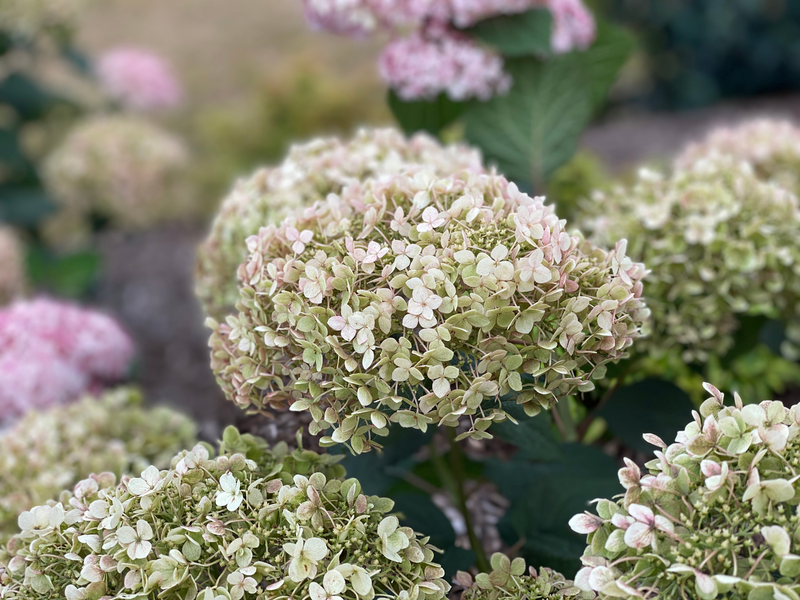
627, 504, 654, 524
328, 316, 346, 331
341, 325, 357, 342
611, 514, 633, 530
402, 314, 418, 328
568, 513, 603, 534
623, 522, 653, 549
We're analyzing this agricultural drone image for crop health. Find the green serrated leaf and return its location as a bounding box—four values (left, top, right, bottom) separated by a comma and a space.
598, 378, 694, 453
464, 53, 592, 189
388, 90, 465, 136
467, 8, 553, 57
463, 20, 633, 190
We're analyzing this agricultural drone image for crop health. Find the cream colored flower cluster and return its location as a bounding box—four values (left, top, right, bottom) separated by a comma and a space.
676, 118, 800, 197
0, 0, 87, 36
0, 426, 449, 600
43, 115, 189, 243
0, 227, 25, 306
0, 387, 196, 544
579, 153, 800, 363
209, 169, 647, 453
457, 552, 594, 599
196, 127, 485, 319
570, 383, 800, 599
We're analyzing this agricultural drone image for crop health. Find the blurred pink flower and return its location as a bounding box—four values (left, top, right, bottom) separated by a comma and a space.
0, 298, 135, 421
301, 0, 596, 55
547, 0, 596, 53
96, 47, 182, 111
379, 25, 512, 101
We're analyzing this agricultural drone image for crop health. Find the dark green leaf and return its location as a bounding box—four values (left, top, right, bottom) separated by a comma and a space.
494, 404, 562, 462
598, 378, 693, 453
721, 315, 769, 366
26, 245, 101, 298
392, 491, 474, 576
388, 90, 465, 136
759, 319, 787, 356
60, 45, 93, 75
0, 185, 56, 225
463, 20, 633, 190
341, 426, 433, 496
467, 9, 553, 57
0, 73, 62, 120
0, 128, 30, 174
490, 444, 619, 576
464, 53, 592, 189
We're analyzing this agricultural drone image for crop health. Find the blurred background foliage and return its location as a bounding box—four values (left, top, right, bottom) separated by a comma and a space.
597, 0, 800, 108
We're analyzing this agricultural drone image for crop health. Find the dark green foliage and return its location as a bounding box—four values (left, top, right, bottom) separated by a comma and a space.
599, 0, 800, 108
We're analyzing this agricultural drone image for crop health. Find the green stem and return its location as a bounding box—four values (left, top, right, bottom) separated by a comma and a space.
445, 428, 491, 573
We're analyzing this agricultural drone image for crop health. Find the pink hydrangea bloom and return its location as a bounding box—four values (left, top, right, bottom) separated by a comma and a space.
379, 25, 512, 101
547, 0, 596, 53
0, 299, 135, 421
96, 47, 182, 111
0, 345, 88, 421
302, 0, 432, 36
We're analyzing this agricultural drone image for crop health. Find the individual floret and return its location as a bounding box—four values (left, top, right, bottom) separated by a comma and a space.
570, 382, 800, 599
210, 169, 647, 452
0, 387, 196, 544
457, 552, 595, 599
195, 128, 485, 319
0, 426, 449, 600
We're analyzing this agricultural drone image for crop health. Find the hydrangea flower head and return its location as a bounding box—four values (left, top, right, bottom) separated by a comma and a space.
676, 118, 800, 197
195, 128, 485, 319
578, 153, 800, 363
0, 387, 196, 543
0, 427, 449, 600
378, 25, 512, 102
210, 169, 647, 453
0, 226, 25, 305
457, 552, 595, 599
0, 298, 135, 420
44, 115, 190, 232
570, 382, 800, 599
0, 0, 87, 36
96, 46, 182, 111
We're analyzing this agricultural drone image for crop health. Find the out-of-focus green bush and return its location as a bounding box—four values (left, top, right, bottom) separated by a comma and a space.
192, 63, 389, 214
545, 150, 610, 225
598, 0, 800, 109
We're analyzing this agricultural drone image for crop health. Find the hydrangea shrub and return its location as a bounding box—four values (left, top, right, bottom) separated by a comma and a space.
96, 47, 182, 112
209, 169, 647, 452
676, 117, 800, 205
579, 153, 800, 364
0, 426, 450, 600
0, 387, 196, 543
43, 115, 190, 241
195, 127, 485, 319
0, 298, 135, 420
569, 382, 800, 599
457, 553, 595, 599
